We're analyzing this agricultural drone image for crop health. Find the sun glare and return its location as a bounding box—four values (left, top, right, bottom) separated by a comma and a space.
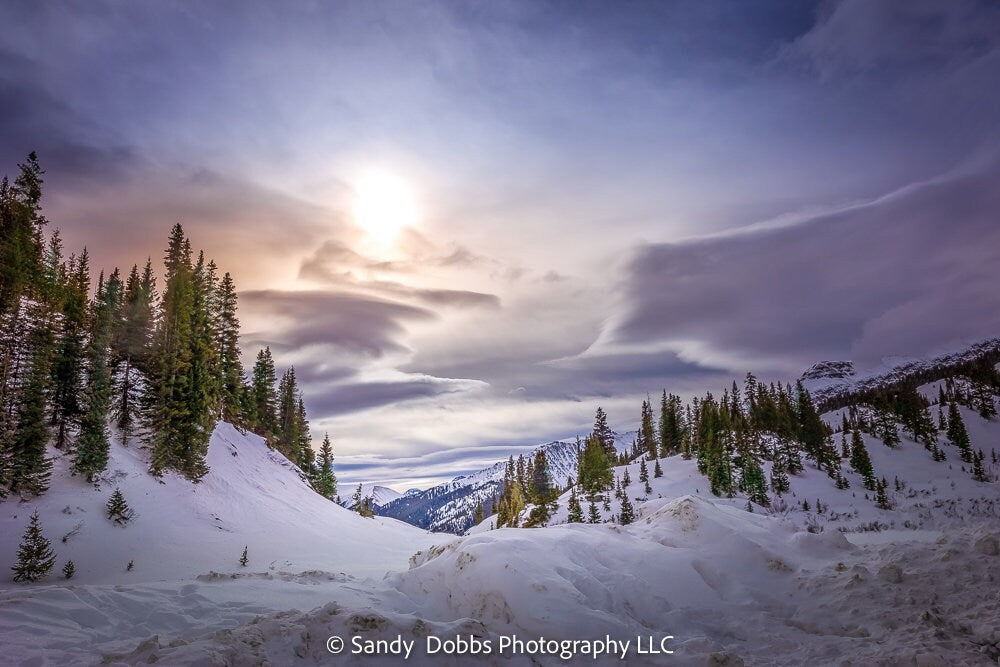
353, 171, 418, 242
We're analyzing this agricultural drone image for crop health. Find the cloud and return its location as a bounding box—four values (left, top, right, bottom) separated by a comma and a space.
239, 289, 434, 358
599, 154, 1000, 376
780, 0, 1000, 78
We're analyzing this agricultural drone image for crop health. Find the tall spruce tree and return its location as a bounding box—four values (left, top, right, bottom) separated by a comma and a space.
215, 272, 243, 423
946, 401, 972, 463
249, 347, 278, 439
850, 428, 876, 490
74, 269, 122, 480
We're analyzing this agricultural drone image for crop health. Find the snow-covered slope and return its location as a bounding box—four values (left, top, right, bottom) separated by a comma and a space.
379, 432, 635, 534
0, 423, 439, 585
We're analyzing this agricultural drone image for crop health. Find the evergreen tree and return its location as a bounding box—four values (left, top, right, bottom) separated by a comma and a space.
74, 270, 122, 480
740, 456, 770, 507
105, 487, 134, 525
352, 483, 364, 511
113, 261, 155, 445
577, 434, 613, 497
875, 477, 892, 510
639, 398, 656, 460
275, 367, 300, 459
8, 304, 55, 496
653, 458, 663, 478
946, 401, 973, 463
147, 225, 213, 480
474, 502, 484, 525
639, 458, 651, 494
215, 272, 244, 424
239, 545, 248, 567
567, 487, 583, 523
294, 397, 313, 476
49, 249, 90, 450
314, 433, 337, 499
850, 428, 876, 490
592, 407, 615, 459
769, 453, 790, 495
619, 493, 635, 525
972, 450, 988, 482
249, 347, 278, 438
11, 510, 55, 582
62, 559, 74, 579
587, 499, 600, 524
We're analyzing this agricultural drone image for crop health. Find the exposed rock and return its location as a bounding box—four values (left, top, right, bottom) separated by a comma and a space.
878, 564, 904, 584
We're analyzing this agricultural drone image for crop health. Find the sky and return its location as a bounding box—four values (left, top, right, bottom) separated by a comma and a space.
2, 0, 999, 490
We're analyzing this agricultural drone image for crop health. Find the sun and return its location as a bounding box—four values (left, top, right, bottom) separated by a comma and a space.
353, 171, 418, 242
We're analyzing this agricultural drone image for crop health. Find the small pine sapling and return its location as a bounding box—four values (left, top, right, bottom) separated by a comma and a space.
240, 545, 249, 567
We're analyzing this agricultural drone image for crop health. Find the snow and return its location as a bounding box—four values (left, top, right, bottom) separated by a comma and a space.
2, 386, 999, 665
342, 483, 404, 509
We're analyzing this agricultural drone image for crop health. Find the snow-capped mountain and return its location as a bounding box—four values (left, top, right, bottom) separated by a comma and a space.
378, 432, 635, 533
801, 336, 1000, 409
341, 483, 404, 510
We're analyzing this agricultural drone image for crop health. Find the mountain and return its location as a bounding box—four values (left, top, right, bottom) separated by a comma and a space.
341, 483, 403, 510
378, 432, 635, 533
801, 336, 1000, 410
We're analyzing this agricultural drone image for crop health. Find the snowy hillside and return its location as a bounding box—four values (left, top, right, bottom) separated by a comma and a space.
380, 432, 635, 533
0, 423, 439, 585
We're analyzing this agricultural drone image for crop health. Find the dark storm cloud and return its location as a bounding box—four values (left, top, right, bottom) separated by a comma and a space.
606, 154, 1000, 375
239, 290, 434, 357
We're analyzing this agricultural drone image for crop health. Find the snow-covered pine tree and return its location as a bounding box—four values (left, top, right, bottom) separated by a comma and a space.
239, 545, 248, 567
588, 499, 600, 524
653, 458, 663, 478
12, 510, 55, 582
62, 559, 74, 579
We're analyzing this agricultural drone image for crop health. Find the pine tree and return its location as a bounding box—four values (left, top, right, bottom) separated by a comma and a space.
352, 483, 364, 511
11, 510, 55, 582
74, 270, 122, 480
578, 434, 612, 497
619, 494, 635, 525
239, 545, 248, 567
849, 428, 876, 490
9, 304, 55, 496
105, 487, 134, 525
314, 433, 337, 499
567, 487, 583, 523
592, 407, 615, 459
249, 347, 278, 439
639, 398, 656, 460
946, 401, 973, 463
275, 367, 300, 460
294, 398, 313, 476
113, 260, 155, 445
62, 559, 74, 579
215, 272, 244, 423
653, 458, 663, 478
972, 450, 988, 482
49, 249, 90, 450
769, 453, 790, 495
875, 477, 892, 510
474, 502, 484, 525
740, 456, 770, 507
621, 467, 631, 487
587, 499, 600, 524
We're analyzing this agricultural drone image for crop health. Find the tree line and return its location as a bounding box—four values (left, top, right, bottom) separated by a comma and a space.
0, 153, 336, 499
